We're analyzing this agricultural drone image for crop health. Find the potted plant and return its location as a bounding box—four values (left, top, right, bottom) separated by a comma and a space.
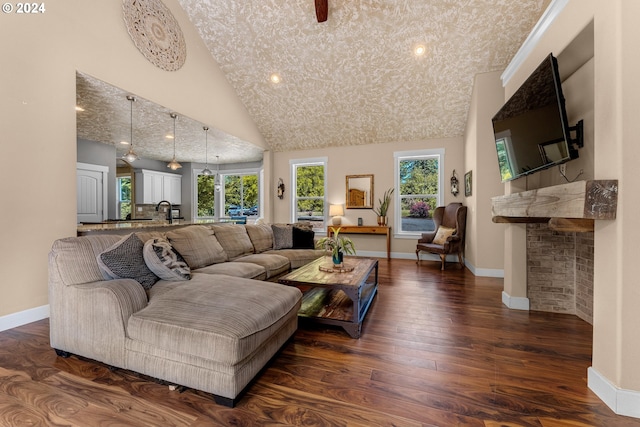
316, 227, 356, 266
373, 188, 394, 226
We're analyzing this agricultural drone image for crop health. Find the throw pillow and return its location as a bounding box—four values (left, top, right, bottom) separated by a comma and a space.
245, 223, 274, 253
271, 224, 293, 250
97, 233, 159, 290
292, 226, 315, 249
143, 237, 191, 281
210, 224, 254, 259
433, 226, 456, 245
166, 225, 227, 269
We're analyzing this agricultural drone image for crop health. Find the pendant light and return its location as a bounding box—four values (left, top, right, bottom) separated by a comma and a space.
214, 155, 221, 192
167, 113, 182, 170
202, 126, 213, 176
122, 96, 139, 162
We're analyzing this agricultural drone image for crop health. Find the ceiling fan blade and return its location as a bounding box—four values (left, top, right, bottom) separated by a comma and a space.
315, 0, 327, 22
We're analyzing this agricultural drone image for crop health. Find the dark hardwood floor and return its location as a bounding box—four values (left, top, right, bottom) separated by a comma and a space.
1, 258, 639, 426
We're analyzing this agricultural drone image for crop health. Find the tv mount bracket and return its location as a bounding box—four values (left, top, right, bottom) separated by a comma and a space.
569, 119, 584, 149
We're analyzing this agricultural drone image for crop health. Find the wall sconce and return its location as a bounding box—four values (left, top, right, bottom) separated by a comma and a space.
277, 178, 285, 199
450, 169, 459, 196
329, 204, 344, 226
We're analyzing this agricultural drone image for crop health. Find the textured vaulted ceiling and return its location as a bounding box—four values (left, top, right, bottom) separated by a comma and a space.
76, 0, 551, 163
179, 0, 551, 152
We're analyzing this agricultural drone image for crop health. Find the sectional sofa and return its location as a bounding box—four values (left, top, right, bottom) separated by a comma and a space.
48, 223, 324, 406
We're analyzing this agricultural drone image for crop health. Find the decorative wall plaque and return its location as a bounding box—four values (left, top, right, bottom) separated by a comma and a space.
122, 0, 187, 72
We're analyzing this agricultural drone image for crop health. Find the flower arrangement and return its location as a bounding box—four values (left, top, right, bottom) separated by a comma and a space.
316, 227, 356, 264
373, 188, 394, 217
409, 201, 430, 218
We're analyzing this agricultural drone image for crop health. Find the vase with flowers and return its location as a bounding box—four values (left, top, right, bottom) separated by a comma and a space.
316, 227, 356, 267
373, 188, 394, 226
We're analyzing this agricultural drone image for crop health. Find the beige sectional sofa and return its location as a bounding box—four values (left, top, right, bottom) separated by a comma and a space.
48, 223, 324, 406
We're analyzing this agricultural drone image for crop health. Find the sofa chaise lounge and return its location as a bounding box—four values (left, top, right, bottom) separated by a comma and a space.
48, 223, 324, 406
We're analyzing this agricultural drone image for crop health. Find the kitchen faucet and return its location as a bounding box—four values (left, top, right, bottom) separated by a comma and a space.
155, 200, 173, 224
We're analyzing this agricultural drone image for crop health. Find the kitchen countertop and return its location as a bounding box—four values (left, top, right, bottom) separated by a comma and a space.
76, 219, 223, 235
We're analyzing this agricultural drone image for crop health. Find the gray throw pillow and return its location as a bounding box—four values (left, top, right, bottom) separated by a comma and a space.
143, 237, 191, 281
271, 224, 293, 249
97, 233, 159, 289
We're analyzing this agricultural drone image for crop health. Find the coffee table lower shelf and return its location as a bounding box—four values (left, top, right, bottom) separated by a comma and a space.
279, 257, 378, 338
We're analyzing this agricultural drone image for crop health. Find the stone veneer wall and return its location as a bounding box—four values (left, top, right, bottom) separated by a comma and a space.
526, 224, 594, 325
575, 232, 595, 324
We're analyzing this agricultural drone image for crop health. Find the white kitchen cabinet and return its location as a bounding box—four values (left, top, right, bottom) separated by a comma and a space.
163, 174, 182, 205
135, 169, 182, 205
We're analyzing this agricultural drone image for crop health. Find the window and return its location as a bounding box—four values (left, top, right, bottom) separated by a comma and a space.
196, 174, 216, 218
117, 176, 131, 219
394, 149, 444, 235
224, 173, 259, 218
194, 169, 260, 222
291, 158, 327, 231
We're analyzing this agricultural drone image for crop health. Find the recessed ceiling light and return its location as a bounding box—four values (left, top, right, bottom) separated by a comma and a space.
270, 73, 281, 84
166, 134, 174, 139
414, 44, 426, 57
120, 141, 130, 145
75, 106, 85, 112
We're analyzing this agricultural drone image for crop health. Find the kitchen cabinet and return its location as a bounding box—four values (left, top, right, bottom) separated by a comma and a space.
135, 169, 182, 205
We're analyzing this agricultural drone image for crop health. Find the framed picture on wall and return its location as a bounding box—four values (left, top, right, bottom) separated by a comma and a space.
464, 171, 472, 197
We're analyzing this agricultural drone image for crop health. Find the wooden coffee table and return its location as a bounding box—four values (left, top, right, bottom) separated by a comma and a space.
278, 257, 378, 338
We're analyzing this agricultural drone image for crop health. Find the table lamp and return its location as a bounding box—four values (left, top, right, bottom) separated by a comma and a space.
329, 204, 344, 226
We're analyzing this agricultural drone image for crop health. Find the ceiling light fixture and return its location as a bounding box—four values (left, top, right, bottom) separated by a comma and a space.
414, 44, 426, 57
202, 126, 213, 176
167, 113, 182, 170
122, 95, 139, 162
270, 73, 281, 84
214, 155, 221, 192
75, 106, 85, 112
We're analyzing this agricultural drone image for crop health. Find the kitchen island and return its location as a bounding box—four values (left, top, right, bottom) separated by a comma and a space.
77, 220, 195, 236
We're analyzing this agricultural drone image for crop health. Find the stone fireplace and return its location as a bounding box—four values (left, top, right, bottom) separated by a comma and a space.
527, 224, 594, 324
492, 179, 616, 326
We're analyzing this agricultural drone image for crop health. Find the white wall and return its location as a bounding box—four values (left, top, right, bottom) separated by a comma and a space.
0, 0, 263, 321
271, 138, 464, 258
464, 71, 507, 276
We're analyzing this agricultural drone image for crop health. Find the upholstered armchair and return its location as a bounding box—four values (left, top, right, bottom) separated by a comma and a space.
416, 203, 467, 270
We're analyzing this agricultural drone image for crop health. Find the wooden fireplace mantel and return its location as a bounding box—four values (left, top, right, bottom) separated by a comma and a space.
491, 180, 618, 232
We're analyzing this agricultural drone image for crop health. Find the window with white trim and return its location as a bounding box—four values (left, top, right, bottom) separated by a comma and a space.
291, 158, 327, 232
194, 168, 261, 223
394, 149, 444, 236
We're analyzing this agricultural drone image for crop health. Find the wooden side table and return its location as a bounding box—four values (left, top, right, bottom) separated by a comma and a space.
328, 225, 391, 260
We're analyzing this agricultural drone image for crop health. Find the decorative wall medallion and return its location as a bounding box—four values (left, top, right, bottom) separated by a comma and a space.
122, 0, 187, 71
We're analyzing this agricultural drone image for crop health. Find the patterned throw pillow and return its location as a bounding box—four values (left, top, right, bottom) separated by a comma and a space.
97, 233, 159, 289
271, 224, 293, 250
432, 226, 456, 245
143, 237, 191, 281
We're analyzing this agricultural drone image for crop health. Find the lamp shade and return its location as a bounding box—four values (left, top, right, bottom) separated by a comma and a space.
329, 204, 344, 217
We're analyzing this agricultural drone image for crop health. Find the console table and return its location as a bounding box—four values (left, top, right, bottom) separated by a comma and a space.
328, 225, 391, 259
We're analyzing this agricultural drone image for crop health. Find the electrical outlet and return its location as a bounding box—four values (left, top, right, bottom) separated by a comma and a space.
559, 164, 566, 175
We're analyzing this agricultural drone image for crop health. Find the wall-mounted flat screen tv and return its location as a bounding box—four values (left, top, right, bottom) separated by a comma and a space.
492, 53, 580, 183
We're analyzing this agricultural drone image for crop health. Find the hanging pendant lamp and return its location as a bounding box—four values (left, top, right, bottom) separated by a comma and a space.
122, 95, 139, 162
214, 155, 221, 192
202, 126, 213, 176
167, 113, 182, 170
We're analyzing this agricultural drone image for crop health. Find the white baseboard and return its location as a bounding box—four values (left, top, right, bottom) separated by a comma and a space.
464, 260, 505, 278
501, 291, 530, 311
0, 305, 49, 332
588, 367, 640, 419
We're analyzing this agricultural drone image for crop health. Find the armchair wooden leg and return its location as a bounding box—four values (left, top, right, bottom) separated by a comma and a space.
458, 252, 465, 268
439, 254, 446, 270
416, 249, 420, 264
